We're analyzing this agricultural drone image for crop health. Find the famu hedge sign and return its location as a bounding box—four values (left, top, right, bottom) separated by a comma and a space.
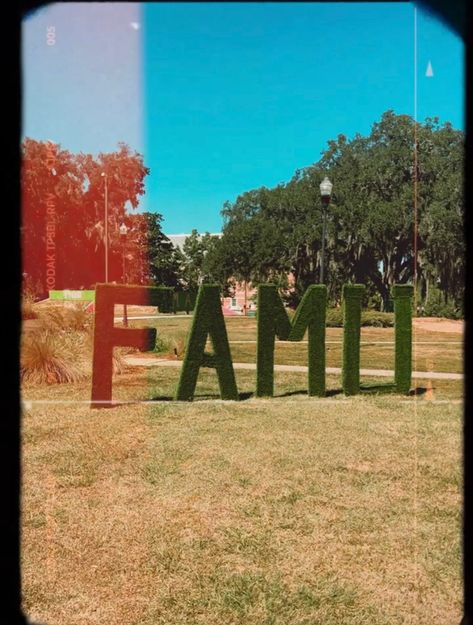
90, 282, 413, 407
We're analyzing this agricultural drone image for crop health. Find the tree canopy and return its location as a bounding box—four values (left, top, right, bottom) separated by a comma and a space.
21, 140, 179, 293
209, 111, 464, 313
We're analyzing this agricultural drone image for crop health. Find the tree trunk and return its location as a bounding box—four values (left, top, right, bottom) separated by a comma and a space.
368, 270, 390, 312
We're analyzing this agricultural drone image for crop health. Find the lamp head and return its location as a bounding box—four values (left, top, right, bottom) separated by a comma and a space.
320, 176, 333, 198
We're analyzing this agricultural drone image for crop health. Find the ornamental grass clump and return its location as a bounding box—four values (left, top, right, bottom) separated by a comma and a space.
154, 332, 187, 358
21, 292, 38, 320
21, 329, 86, 385
21, 306, 124, 384
64, 304, 92, 331
38, 303, 92, 332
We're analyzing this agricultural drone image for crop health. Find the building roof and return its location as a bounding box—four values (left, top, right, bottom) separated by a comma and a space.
166, 233, 222, 251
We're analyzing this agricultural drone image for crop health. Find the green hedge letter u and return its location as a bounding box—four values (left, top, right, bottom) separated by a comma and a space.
175, 285, 238, 401
256, 284, 327, 397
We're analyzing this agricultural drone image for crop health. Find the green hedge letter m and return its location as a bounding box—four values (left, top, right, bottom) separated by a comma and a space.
256, 284, 327, 397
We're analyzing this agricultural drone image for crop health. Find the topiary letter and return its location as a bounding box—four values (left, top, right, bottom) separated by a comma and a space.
175, 285, 238, 401
392, 284, 414, 394
342, 284, 365, 395
256, 284, 327, 397
91, 284, 173, 408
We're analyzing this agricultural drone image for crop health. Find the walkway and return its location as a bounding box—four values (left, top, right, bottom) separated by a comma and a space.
123, 356, 462, 381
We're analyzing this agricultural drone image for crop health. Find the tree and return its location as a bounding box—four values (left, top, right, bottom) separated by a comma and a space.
178, 230, 221, 289
22, 139, 84, 295
124, 212, 181, 287
417, 119, 464, 310
21, 139, 150, 292
216, 111, 464, 312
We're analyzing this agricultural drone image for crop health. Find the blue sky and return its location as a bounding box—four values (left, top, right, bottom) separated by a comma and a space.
23, 2, 464, 233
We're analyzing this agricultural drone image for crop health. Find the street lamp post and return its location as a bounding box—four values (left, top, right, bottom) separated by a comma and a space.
120, 222, 128, 326
101, 172, 109, 282
319, 176, 333, 285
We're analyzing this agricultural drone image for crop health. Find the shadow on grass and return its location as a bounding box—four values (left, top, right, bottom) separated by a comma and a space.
274, 385, 397, 398
360, 382, 397, 395
361, 383, 428, 397
273, 384, 427, 398
409, 387, 428, 396
108, 386, 427, 406
145, 390, 255, 402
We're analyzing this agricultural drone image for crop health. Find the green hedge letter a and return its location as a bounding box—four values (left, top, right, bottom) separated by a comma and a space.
175, 285, 238, 401
256, 284, 327, 397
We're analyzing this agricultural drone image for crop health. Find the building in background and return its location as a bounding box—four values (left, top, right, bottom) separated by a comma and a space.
167, 232, 257, 316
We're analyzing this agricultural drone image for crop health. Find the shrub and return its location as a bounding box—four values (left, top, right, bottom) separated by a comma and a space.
65, 304, 92, 330
325, 308, 343, 327
22, 292, 38, 320
360, 310, 394, 327
21, 306, 123, 385
154, 334, 173, 354
21, 329, 86, 384
423, 300, 462, 320
38, 308, 65, 331
326, 308, 394, 327
38, 304, 92, 332
256, 284, 292, 397
82, 324, 125, 375
173, 290, 197, 313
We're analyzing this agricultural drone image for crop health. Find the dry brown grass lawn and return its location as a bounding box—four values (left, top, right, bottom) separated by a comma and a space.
22, 365, 462, 625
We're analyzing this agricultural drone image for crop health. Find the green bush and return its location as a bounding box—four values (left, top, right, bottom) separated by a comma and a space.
153, 334, 173, 354
423, 300, 462, 320
326, 308, 393, 327
173, 290, 197, 314
325, 308, 343, 327
154, 287, 174, 313
360, 310, 394, 327
290, 285, 327, 396
91, 284, 159, 407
